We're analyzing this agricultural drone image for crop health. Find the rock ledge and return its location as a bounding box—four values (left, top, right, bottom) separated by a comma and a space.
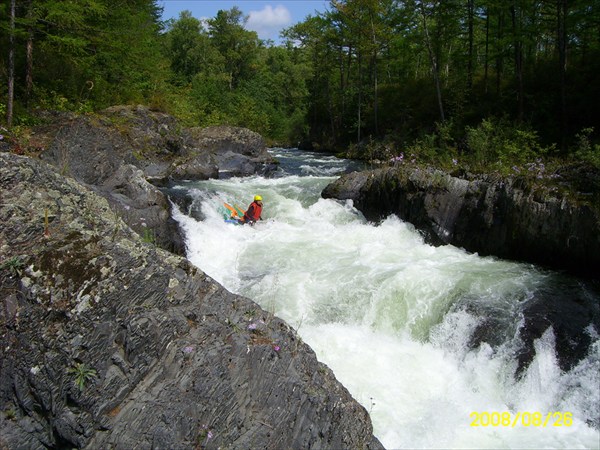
0, 152, 382, 450
322, 165, 600, 277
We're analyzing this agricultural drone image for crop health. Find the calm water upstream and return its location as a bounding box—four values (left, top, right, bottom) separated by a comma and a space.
171, 148, 599, 449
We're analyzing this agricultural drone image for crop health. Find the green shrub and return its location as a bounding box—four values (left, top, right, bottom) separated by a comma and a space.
403, 121, 458, 168
574, 127, 600, 168
465, 118, 552, 172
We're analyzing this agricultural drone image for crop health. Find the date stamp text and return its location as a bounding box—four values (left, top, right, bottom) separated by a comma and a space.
470, 411, 573, 427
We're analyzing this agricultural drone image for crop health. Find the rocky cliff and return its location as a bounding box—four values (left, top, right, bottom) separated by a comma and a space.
322, 165, 600, 277
0, 152, 383, 449
31, 106, 278, 254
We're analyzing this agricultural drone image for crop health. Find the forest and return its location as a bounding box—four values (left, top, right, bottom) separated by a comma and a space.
1, 0, 599, 173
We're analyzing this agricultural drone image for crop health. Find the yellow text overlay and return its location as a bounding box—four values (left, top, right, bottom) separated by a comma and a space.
470, 412, 573, 427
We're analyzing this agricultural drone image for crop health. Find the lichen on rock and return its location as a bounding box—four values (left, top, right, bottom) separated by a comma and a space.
0, 152, 382, 449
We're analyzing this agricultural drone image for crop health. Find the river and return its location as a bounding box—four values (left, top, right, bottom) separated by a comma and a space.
170, 148, 599, 449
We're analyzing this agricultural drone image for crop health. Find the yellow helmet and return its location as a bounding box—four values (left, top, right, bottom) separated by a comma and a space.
254, 195, 263, 201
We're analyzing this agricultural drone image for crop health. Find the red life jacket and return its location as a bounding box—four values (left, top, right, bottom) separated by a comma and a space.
244, 201, 262, 222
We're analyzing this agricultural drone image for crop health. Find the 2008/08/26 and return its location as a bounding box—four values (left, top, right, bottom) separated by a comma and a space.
470, 411, 573, 427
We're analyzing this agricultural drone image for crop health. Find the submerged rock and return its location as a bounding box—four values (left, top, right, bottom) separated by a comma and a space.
322, 165, 600, 277
0, 153, 383, 450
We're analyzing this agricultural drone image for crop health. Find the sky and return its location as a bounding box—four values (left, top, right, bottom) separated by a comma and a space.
158, 1, 330, 42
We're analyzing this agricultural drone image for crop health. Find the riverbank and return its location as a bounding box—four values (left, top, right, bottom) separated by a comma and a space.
322, 164, 600, 278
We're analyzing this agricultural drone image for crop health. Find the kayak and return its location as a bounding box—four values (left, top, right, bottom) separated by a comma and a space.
222, 202, 245, 225
224, 203, 245, 219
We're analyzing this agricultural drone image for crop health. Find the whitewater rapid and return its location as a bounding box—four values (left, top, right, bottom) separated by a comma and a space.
171, 149, 600, 449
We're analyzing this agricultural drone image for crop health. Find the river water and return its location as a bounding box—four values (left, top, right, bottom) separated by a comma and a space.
170, 148, 599, 449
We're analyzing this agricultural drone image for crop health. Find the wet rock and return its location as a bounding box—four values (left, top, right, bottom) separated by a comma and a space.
515, 277, 600, 374
0, 152, 383, 450
322, 165, 600, 277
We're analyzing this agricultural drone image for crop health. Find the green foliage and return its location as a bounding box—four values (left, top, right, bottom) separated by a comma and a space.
2, 0, 599, 168
165, 11, 218, 85
1, 256, 26, 277
4, 408, 17, 421
141, 227, 155, 244
34, 87, 93, 114
574, 128, 600, 168
465, 118, 553, 171
207, 7, 259, 89
67, 362, 97, 391
401, 121, 458, 168
230, 94, 272, 136
0, 0, 167, 116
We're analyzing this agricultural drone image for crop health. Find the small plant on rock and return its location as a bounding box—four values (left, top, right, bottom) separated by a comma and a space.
141, 227, 155, 244
1, 256, 25, 277
68, 362, 97, 391
4, 407, 17, 421
198, 424, 214, 448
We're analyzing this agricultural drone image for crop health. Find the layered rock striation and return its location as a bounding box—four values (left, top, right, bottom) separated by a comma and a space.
322, 165, 600, 277
0, 152, 382, 449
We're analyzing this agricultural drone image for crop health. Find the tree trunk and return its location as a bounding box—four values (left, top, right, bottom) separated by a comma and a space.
484, 7, 490, 94
25, 0, 34, 108
357, 49, 363, 143
467, 0, 474, 91
26, 31, 34, 108
420, 2, 445, 123
343, 42, 352, 131
557, 0, 568, 151
370, 13, 378, 136
511, 3, 524, 122
7, 0, 16, 127
496, 8, 504, 96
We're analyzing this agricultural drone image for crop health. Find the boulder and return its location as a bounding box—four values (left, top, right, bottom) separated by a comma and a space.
36, 111, 184, 254
322, 165, 600, 277
32, 106, 277, 254
37, 106, 276, 184
97, 164, 186, 254
0, 152, 383, 450
189, 126, 279, 178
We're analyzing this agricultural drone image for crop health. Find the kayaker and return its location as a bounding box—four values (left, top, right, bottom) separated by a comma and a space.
242, 195, 263, 225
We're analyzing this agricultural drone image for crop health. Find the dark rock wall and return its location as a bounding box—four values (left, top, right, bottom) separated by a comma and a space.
33, 106, 277, 255
322, 166, 600, 277
0, 153, 382, 449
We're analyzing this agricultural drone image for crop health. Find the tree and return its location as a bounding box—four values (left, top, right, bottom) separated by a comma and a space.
467, 0, 475, 91
510, 0, 524, 122
418, 0, 445, 123
165, 11, 207, 83
207, 7, 259, 89
6, 0, 15, 126
283, 14, 338, 145
2, 0, 598, 156
1, 0, 166, 114
557, 0, 567, 149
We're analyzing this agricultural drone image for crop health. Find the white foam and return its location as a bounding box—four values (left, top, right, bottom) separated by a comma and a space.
172, 173, 600, 449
